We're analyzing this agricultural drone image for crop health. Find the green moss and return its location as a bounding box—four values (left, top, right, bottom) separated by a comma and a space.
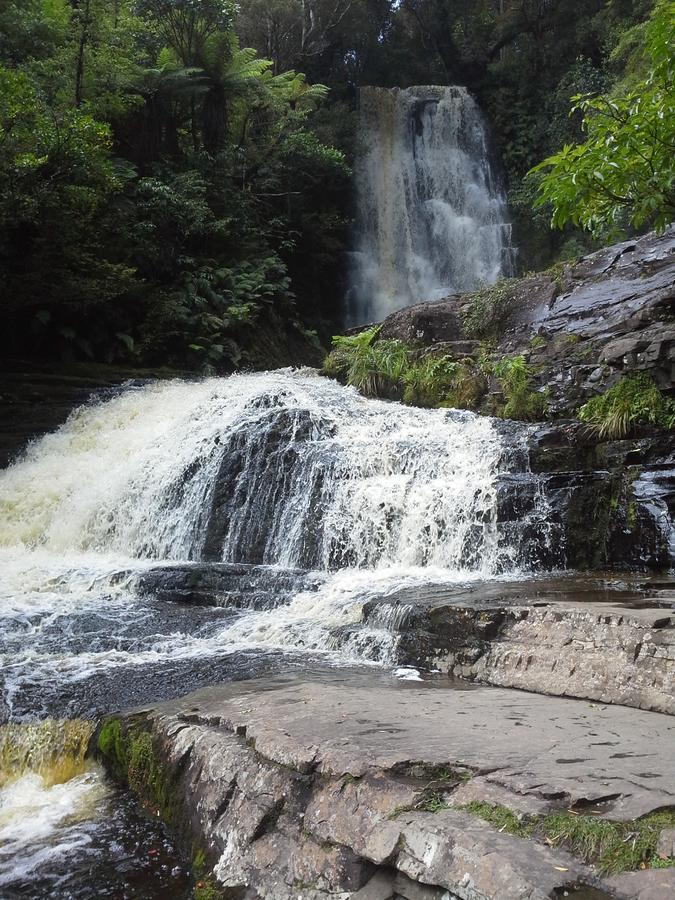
578, 374, 675, 439
341, 773, 362, 785
97, 718, 177, 822
193, 849, 208, 873
463, 800, 675, 874
461, 801, 535, 838
626, 500, 638, 529
97, 718, 128, 779
529, 334, 548, 350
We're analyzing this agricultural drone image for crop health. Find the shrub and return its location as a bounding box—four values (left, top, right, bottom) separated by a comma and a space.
578, 374, 675, 439
492, 355, 548, 421
323, 327, 409, 398
402, 356, 459, 407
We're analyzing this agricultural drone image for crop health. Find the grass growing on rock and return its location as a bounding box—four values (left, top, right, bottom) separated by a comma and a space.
323, 331, 551, 422
463, 801, 675, 874
461, 279, 517, 340
462, 801, 535, 838
578, 374, 675, 439
490, 355, 549, 421
323, 331, 490, 412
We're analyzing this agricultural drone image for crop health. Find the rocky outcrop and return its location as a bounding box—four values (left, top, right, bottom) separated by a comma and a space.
507, 424, 675, 570
378, 228, 675, 414
361, 230, 675, 572
97, 675, 675, 900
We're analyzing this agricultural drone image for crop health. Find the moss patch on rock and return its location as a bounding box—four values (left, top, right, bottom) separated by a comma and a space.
96, 717, 176, 821
462, 801, 675, 874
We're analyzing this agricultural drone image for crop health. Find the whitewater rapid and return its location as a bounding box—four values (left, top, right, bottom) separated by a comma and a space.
0, 370, 549, 721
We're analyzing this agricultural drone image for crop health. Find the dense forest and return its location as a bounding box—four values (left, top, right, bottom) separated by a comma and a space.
0, 0, 672, 370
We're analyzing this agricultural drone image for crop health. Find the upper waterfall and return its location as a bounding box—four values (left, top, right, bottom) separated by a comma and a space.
347, 86, 514, 325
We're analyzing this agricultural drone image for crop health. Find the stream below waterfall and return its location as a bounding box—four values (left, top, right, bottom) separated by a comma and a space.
0, 369, 560, 896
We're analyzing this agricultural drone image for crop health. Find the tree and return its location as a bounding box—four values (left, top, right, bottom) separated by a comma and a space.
530, 0, 675, 236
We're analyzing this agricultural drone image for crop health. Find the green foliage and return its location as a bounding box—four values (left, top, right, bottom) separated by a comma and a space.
402, 356, 459, 407
542, 809, 675, 875
461, 801, 535, 838
530, 1, 675, 236
464, 801, 675, 874
578, 374, 675, 439
461, 279, 517, 340
324, 333, 490, 412
0, 0, 348, 369
491, 355, 549, 421
324, 327, 408, 398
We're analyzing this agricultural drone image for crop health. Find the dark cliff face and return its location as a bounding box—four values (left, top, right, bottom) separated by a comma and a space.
377, 228, 675, 572
378, 228, 675, 412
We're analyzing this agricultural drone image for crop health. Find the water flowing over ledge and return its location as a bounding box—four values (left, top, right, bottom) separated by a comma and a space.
347, 86, 513, 324
0, 370, 554, 721
0, 370, 507, 572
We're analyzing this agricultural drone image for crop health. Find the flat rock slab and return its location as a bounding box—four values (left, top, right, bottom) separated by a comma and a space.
165, 674, 675, 821
105, 674, 675, 899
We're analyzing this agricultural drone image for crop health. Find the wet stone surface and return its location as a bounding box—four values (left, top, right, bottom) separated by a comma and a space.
104, 673, 675, 900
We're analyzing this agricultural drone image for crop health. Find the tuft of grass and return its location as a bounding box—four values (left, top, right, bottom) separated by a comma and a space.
323, 327, 408, 398
464, 801, 675, 875
402, 356, 459, 407
578, 374, 675, 440
419, 792, 450, 812
461, 801, 535, 838
490, 354, 549, 421
542, 809, 675, 874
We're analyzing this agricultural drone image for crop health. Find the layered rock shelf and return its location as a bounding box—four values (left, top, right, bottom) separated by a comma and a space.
97, 674, 675, 900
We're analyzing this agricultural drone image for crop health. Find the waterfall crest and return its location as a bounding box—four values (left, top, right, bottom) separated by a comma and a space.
0, 371, 505, 576
348, 86, 513, 324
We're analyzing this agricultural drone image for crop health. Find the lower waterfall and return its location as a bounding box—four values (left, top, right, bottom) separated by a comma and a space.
347, 86, 514, 324
0, 371, 552, 723
0, 370, 553, 893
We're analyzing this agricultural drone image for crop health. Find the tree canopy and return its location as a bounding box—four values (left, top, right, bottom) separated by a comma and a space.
531, 0, 674, 236
0, 0, 670, 370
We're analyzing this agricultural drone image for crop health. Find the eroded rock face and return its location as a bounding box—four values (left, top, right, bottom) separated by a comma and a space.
97, 675, 675, 900
372, 229, 675, 572
364, 577, 675, 714
378, 228, 675, 413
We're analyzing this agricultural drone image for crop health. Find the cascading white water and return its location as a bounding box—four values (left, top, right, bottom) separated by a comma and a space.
0, 371, 503, 573
347, 86, 513, 324
0, 371, 546, 720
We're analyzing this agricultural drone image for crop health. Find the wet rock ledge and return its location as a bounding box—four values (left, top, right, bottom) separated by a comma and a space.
97, 675, 675, 900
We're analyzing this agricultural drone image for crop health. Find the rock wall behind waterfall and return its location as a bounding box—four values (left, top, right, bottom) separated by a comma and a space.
347, 86, 513, 325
